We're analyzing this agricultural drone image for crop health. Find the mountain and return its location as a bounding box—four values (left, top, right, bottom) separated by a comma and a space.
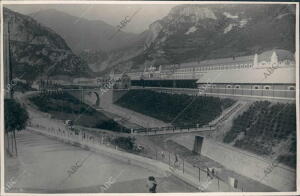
3, 8, 92, 81
9, 5, 295, 77
78, 30, 150, 74
30, 9, 139, 54
112, 4, 296, 72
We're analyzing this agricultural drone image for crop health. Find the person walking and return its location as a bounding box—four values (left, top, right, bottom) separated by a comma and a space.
147, 176, 157, 193
161, 151, 165, 160
174, 154, 179, 167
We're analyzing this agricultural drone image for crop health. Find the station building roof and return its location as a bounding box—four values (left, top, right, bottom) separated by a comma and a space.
196, 66, 296, 84
164, 49, 294, 70
258, 49, 295, 62
179, 55, 254, 69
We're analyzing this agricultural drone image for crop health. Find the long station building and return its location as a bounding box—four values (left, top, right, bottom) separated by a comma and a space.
126, 49, 296, 100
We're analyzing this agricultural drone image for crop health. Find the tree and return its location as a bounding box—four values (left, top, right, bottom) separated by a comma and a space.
5, 99, 29, 156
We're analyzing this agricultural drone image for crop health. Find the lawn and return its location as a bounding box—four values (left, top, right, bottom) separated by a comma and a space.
29, 92, 129, 132
116, 89, 235, 127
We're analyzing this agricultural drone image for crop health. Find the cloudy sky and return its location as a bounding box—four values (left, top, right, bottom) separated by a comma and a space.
6, 4, 178, 34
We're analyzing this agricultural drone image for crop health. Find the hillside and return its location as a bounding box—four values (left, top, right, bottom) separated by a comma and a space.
4, 8, 92, 81
9, 5, 296, 76
113, 4, 296, 72
78, 30, 150, 74
223, 101, 296, 168
30, 9, 139, 54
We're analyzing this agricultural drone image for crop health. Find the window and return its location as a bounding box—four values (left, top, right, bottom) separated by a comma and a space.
226, 85, 232, 88
288, 86, 295, 90
253, 85, 260, 90
260, 62, 267, 67
264, 86, 271, 90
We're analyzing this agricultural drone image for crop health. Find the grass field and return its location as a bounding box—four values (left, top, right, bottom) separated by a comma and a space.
29, 92, 129, 132
116, 89, 235, 127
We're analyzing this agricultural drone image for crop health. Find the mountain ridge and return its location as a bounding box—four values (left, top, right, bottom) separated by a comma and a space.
124, 4, 296, 71
30, 9, 139, 54
4, 7, 92, 81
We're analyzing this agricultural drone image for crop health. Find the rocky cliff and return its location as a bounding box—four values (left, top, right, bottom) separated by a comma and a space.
4, 8, 91, 81
125, 4, 296, 71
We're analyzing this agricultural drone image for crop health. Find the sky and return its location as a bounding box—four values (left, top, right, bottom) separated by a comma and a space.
6, 4, 178, 34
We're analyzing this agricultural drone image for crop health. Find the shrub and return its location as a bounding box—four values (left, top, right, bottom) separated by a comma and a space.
111, 137, 135, 151
5, 99, 29, 133
95, 120, 130, 133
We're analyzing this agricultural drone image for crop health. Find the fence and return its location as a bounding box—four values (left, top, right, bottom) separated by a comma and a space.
133, 86, 296, 100
129, 98, 243, 136
28, 122, 241, 192
131, 125, 215, 135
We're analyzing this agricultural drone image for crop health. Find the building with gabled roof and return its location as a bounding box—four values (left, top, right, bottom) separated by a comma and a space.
129, 49, 296, 100
195, 49, 296, 100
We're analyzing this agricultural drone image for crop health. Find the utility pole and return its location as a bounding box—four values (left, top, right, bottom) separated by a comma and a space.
7, 21, 13, 99
199, 168, 201, 182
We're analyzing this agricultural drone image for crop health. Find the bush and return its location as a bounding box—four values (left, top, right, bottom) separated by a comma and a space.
111, 137, 135, 151
95, 120, 130, 133
277, 154, 296, 168
5, 99, 29, 133
29, 92, 97, 115
13, 81, 36, 92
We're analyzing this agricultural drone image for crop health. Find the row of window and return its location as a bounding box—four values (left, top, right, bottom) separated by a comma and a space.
128, 62, 253, 76
176, 64, 253, 72
200, 85, 295, 90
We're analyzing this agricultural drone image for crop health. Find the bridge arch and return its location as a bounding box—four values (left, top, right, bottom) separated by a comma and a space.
87, 91, 100, 107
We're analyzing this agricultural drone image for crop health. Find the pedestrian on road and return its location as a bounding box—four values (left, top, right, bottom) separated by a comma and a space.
147, 176, 157, 193
174, 154, 179, 167
207, 167, 213, 179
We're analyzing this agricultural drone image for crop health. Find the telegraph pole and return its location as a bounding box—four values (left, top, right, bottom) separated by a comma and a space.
7, 21, 14, 99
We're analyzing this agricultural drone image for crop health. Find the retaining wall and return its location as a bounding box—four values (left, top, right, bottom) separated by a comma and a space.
171, 135, 296, 191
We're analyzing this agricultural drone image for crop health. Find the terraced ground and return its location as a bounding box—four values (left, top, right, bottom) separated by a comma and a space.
223, 101, 296, 168
116, 89, 235, 127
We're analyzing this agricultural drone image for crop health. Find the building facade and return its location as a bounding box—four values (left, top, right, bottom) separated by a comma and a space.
128, 49, 296, 100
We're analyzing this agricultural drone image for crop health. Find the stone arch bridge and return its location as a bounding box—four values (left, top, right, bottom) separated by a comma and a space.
66, 88, 129, 108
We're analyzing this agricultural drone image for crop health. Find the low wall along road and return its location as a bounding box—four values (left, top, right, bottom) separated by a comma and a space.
171, 134, 296, 191
27, 122, 240, 192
